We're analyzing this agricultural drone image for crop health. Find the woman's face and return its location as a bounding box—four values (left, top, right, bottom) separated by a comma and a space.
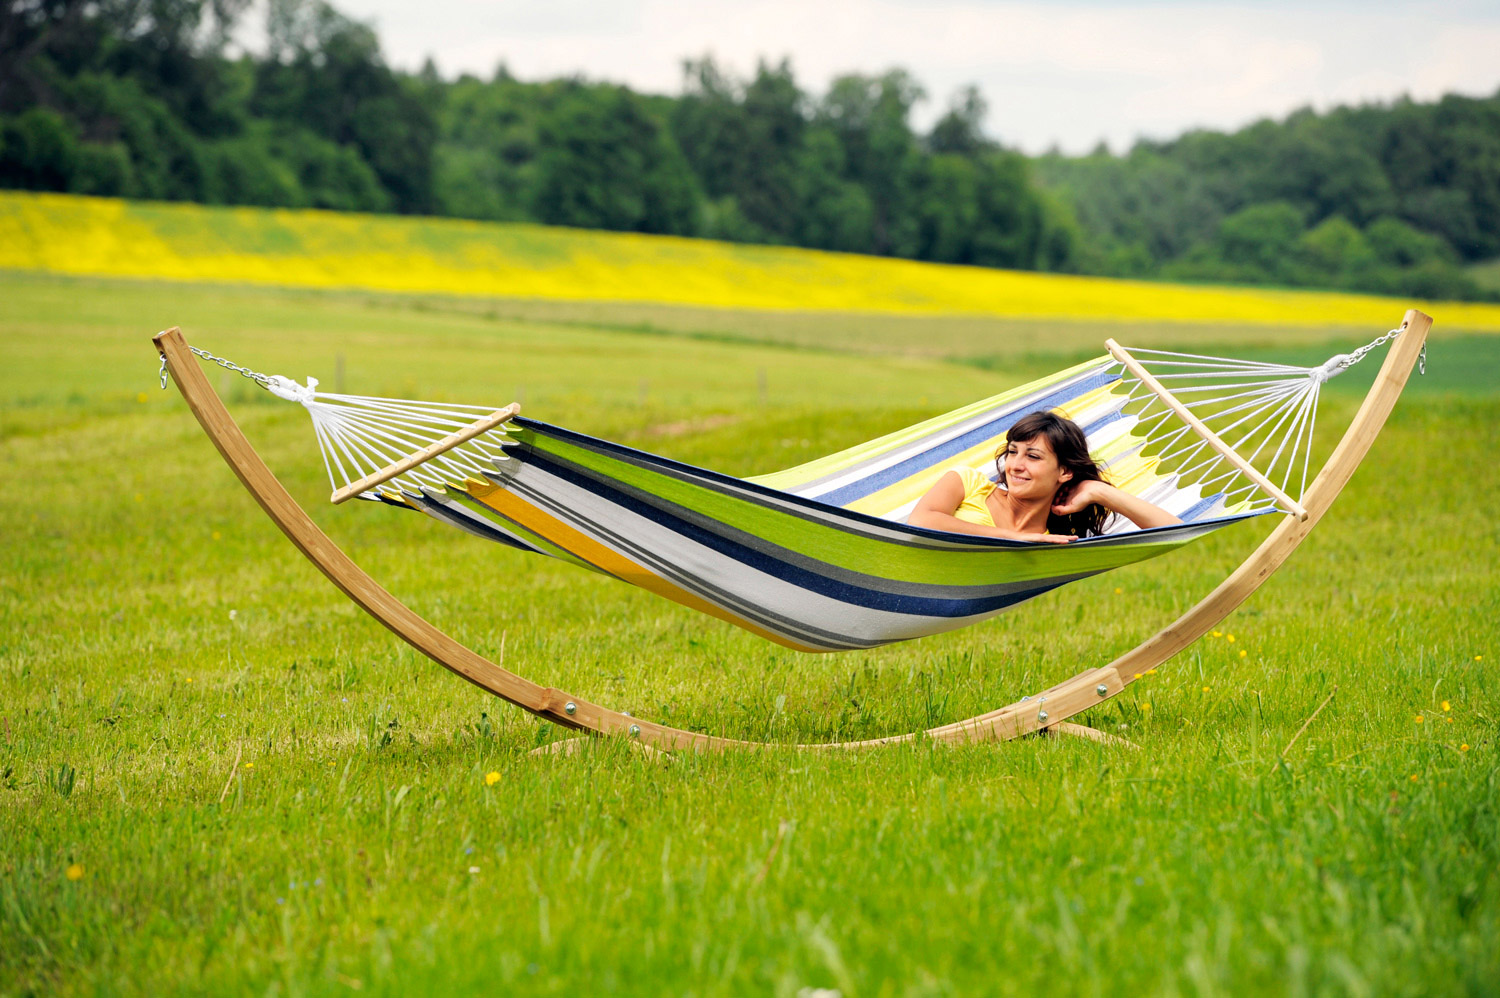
1002, 434, 1072, 501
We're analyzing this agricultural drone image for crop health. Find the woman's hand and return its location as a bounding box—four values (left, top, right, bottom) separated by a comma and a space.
1052, 480, 1181, 529
1051, 480, 1111, 516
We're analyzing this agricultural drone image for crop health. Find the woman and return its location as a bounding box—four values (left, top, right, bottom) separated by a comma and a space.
908, 410, 1180, 543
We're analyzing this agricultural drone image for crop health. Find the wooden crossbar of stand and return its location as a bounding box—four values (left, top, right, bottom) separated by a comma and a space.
155, 311, 1428, 753
329, 404, 521, 504
1105, 338, 1310, 521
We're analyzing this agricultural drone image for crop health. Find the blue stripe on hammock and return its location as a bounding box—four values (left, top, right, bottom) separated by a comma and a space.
815, 369, 1123, 507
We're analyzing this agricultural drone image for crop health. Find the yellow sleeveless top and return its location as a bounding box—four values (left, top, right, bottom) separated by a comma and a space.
951, 467, 998, 527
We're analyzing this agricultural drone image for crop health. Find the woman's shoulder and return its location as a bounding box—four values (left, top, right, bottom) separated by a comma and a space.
954, 465, 996, 496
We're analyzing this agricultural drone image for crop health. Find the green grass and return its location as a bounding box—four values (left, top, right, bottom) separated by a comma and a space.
1, 270, 1496, 996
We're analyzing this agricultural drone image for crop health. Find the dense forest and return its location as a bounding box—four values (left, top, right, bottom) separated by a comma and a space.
4, 0, 1498, 300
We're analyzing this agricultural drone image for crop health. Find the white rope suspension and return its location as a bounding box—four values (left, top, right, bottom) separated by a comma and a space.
1107, 325, 1415, 516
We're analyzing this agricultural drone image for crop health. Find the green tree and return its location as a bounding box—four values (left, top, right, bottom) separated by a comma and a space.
532, 84, 698, 235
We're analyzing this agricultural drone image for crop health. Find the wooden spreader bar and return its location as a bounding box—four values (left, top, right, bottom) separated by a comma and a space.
1105, 338, 1310, 521
156, 312, 1429, 752
329, 403, 521, 504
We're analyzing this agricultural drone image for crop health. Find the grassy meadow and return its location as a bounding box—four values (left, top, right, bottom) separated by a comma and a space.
1, 227, 1498, 996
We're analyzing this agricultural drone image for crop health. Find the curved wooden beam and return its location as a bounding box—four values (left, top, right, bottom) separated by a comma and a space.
154, 310, 1428, 752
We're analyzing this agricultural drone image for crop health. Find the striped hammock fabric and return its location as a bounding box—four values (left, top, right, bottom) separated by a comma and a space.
336, 356, 1274, 652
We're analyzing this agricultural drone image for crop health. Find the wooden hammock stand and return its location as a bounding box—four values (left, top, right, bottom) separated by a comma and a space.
153, 310, 1430, 752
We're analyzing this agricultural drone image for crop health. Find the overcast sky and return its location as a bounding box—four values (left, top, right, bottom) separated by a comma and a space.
324, 0, 1500, 154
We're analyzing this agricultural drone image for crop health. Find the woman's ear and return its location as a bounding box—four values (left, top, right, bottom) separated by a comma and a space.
1058, 469, 1074, 483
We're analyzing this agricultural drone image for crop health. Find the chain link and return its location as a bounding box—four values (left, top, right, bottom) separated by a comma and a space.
1334, 325, 1426, 377
187, 345, 273, 389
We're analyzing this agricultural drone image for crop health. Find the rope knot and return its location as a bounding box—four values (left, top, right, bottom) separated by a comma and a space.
267, 375, 320, 405
1309, 354, 1351, 384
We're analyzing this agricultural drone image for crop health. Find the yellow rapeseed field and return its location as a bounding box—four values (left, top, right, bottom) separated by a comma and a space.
6, 190, 1500, 328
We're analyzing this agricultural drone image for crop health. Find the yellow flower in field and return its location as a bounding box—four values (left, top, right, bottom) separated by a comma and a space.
1461, 744, 1470, 752
1476, 655, 1484, 661
1238, 650, 1247, 659
66, 864, 84, 881
185, 677, 193, 683
484, 771, 501, 786
212, 531, 221, 540
1415, 716, 1424, 724
243, 762, 254, 769
1225, 634, 1236, 643
136, 392, 148, 403
1141, 702, 1152, 711
1446, 717, 1454, 724
1201, 686, 1211, 693
1114, 587, 1122, 595
1211, 631, 1222, 638
1409, 774, 1420, 783
1441, 701, 1451, 712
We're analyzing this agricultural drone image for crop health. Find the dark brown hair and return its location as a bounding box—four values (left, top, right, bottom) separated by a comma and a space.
995, 410, 1109, 537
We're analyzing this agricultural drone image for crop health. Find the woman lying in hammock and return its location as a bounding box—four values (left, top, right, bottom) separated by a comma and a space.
908, 410, 1181, 543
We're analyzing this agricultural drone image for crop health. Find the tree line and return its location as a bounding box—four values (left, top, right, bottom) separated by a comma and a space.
3, 0, 1495, 300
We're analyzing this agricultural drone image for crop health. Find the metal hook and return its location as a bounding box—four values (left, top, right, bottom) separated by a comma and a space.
158, 353, 169, 389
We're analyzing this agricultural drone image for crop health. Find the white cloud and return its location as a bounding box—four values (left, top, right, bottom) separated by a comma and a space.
327, 0, 1500, 153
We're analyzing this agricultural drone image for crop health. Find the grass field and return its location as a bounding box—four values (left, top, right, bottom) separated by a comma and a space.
1, 257, 1497, 996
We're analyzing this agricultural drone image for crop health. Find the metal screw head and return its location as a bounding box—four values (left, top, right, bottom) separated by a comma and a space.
628, 724, 641, 738
1037, 710, 1049, 723
564, 702, 577, 716
621, 710, 632, 717
1021, 695, 1031, 702
1096, 684, 1108, 697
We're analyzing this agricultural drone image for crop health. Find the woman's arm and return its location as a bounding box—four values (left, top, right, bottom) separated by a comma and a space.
909, 471, 1073, 543
1054, 480, 1181, 529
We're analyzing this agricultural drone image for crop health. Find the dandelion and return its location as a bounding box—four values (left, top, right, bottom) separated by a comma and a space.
1415, 716, 1424, 724
243, 762, 254, 770
1226, 634, 1236, 643
1114, 587, 1122, 595
1211, 630, 1222, 638
1476, 655, 1484, 661
1201, 686, 1210, 693
1239, 650, 1247, 659
484, 771, 501, 786
65, 863, 84, 881
1141, 702, 1152, 711
136, 392, 149, 403
1409, 774, 1420, 783
1446, 717, 1454, 724
1441, 701, 1451, 712
185, 677, 193, 683
1460, 744, 1470, 752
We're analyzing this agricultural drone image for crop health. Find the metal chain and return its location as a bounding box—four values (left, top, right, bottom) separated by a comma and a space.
187, 345, 273, 389
1334, 326, 1426, 376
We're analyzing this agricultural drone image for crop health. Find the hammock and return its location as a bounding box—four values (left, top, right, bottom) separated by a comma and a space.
257, 345, 1352, 652
153, 312, 1429, 749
